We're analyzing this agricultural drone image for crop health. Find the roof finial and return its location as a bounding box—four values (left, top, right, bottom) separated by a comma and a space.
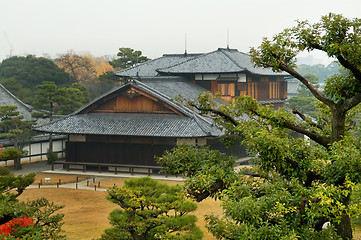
227, 29, 230, 49
184, 34, 188, 55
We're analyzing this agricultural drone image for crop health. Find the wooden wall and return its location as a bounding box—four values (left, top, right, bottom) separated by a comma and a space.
66, 136, 177, 166
91, 95, 175, 114
80, 86, 183, 115
195, 75, 287, 102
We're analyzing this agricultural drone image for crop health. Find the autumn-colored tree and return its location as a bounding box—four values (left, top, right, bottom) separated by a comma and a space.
55, 51, 114, 84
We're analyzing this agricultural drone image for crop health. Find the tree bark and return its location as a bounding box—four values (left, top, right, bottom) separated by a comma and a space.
333, 194, 353, 240
334, 214, 353, 240
331, 105, 346, 143
13, 135, 21, 170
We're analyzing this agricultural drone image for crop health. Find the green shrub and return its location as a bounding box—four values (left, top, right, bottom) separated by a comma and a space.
0, 167, 10, 176
0, 148, 22, 161
46, 150, 58, 163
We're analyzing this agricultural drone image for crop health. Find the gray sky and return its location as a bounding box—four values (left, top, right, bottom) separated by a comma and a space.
1, 0, 360, 64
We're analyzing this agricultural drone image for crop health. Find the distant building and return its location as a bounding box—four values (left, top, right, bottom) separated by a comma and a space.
35, 48, 288, 169
117, 48, 288, 108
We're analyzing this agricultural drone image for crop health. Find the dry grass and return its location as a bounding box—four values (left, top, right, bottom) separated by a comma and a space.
19, 188, 113, 240
89, 176, 183, 189
15, 173, 361, 239
19, 174, 222, 240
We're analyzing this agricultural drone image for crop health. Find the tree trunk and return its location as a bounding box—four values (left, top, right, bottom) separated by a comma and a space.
331, 106, 346, 143
334, 213, 353, 240
12, 135, 21, 170
13, 157, 21, 170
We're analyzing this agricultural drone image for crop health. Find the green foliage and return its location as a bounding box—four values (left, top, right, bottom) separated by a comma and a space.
158, 145, 237, 201
296, 62, 340, 83
46, 150, 58, 163
287, 74, 320, 118
0, 167, 10, 176
34, 81, 90, 115
324, 72, 361, 102
161, 13, 361, 240
0, 173, 65, 239
55, 83, 90, 114
0, 55, 71, 105
0, 105, 34, 169
98, 177, 202, 240
0, 148, 22, 162
109, 47, 150, 70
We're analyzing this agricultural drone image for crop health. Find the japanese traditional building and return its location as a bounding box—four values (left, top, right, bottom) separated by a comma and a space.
117, 48, 288, 108
35, 48, 288, 168
35, 79, 235, 166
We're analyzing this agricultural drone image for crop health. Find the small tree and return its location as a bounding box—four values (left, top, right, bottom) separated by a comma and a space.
98, 177, 202, 240
0, 173, 65, 239
109, 47, 150, 70
0, 106, 34, 170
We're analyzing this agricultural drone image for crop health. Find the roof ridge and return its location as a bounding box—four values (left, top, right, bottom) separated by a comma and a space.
156, 50, 218, 73
0, 84, 33, 112
114, 56, 160, 75
72, 82, 131, 115
219, 48, 247, 71
191, 113, 212, 136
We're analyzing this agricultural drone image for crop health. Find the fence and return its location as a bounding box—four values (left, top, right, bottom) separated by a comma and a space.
0, 136, 66, 167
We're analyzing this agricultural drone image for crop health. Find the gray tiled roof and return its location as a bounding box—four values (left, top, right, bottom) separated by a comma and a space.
72, 79, 202, 118
35, 113, 219, 137
0, 84, 55, 126
158, 48, 287, 76
115, 54, 201, 77
35, 79, 220, 138
0, 84, 34, 121
140, 77, 207, 100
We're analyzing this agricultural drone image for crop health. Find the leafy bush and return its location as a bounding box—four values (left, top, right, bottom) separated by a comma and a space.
46, 150, 58, 163
0, 167, 10, 176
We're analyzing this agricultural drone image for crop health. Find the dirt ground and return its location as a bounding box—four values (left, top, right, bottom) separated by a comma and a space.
19, 173, 222, 240
33, 173, 91, 185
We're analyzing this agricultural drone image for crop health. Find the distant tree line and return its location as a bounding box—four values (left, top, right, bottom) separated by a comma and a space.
0, 48, 150, 115
296, 62, 340, 83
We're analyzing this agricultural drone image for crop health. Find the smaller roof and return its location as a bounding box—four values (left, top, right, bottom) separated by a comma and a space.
0, 84, 54, 126
157, 48, 287, 76
0, 84, 33, 120
115, 53, 201, 78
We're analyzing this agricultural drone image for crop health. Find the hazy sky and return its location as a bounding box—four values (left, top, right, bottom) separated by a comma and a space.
1, 0, 360, 64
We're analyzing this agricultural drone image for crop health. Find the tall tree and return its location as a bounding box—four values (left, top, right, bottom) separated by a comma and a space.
55, 50, 95, 83
55, 83, 90, 114
33, 81, 90, 116
55, 51, 114, 84
158, 13, 361, 240
98, 177, 202, 240
109, 47, 150, 70
33, 81, 58, 154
